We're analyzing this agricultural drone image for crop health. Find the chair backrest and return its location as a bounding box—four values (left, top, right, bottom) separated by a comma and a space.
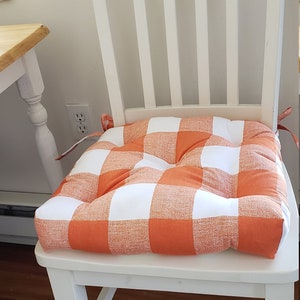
92, 0, 285, 131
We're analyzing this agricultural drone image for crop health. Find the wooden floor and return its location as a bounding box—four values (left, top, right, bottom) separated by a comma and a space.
0, 242, 298, 300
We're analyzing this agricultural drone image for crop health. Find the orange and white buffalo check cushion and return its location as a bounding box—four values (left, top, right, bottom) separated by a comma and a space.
35, 116, 290, 258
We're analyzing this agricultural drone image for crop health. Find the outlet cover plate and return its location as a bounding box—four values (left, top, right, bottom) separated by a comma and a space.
66, 103, 92, 140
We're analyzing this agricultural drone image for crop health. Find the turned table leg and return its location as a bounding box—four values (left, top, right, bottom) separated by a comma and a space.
16, 49, 63, 193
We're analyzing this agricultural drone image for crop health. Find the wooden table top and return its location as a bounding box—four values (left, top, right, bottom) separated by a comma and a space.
0, 24, 49, 72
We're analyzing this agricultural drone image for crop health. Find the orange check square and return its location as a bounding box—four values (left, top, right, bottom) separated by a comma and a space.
149, 219, 195, 255
69, 220, 110, 253
158, 166, 203, 189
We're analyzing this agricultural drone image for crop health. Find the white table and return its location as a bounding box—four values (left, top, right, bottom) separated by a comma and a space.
0, 24, 63, 192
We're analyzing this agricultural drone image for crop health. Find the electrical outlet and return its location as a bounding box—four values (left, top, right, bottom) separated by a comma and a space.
77, 124, 88, 135
66, 104, 92, 140
74, 113, 86, 123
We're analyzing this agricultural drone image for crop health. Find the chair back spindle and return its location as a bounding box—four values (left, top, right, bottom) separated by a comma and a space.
226, 0, 239, 106
195, 0, 210, 105
133, 0, 156, 109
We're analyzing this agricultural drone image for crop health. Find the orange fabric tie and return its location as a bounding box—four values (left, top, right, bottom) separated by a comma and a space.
277, 107, 299, 149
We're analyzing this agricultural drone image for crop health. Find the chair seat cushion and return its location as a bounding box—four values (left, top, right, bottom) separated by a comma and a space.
35, 116, 290, 258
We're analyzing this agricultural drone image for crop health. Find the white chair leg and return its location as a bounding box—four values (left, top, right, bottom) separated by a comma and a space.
97, 287, 117, 300
265, 283, 294, 300
47, 268, 88, 300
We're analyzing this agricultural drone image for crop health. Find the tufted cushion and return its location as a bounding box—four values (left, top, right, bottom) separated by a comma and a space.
35, 116, 289, 258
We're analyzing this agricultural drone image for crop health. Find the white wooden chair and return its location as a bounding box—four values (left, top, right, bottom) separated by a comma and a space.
35, 0, 299, 299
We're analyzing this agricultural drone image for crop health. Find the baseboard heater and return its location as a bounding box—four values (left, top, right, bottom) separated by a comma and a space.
0, 191, 50, 245
0, 204, 36, 218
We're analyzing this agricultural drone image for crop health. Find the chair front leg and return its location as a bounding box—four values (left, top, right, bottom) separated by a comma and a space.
265, 283, 294, 300
47, 268, 88, 300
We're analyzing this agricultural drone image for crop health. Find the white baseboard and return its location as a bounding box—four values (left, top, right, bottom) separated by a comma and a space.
0, 191, 50, 207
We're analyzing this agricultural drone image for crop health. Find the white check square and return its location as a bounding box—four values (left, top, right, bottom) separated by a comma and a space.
213, 117, 244, 145
70, 149, 110, 176
147, 117, 181, 134
201, 146, 240, 175
193, 190, 239, 219
109, 183, 156, 221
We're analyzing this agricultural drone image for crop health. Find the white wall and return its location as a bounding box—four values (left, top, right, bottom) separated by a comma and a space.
0, 0, 298, 197
0, 0, 109, 193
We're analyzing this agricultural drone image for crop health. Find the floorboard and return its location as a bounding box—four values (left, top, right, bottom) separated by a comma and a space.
0, 242, 298, 300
